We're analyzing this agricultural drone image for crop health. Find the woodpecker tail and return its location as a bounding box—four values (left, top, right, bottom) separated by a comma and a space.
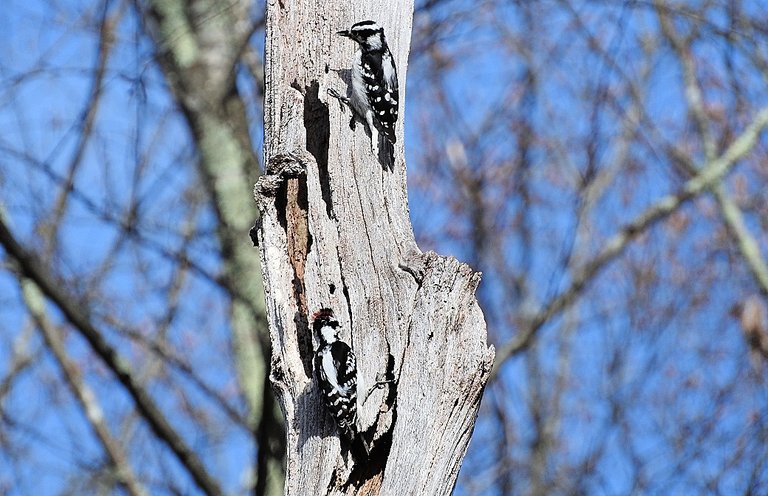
339, 422, 369, 460
378, 136, 395, 171
350, 431, 370, 461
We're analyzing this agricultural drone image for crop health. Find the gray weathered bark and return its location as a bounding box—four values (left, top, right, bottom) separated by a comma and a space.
255, 1, 494, 494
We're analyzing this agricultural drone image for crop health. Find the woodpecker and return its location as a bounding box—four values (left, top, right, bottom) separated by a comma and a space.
333, 20, 399, 163
312, 308, 367, 457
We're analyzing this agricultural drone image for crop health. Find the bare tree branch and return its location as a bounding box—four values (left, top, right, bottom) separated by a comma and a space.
493, 106, 768, 375
19, 278, 148, 496
40, 0, 119, 258
656, 1, 768, 297
0, 217, 224, 496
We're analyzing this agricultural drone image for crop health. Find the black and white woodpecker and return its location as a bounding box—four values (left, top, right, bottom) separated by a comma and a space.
312, 308, 368, 458
334, 20, 400, 161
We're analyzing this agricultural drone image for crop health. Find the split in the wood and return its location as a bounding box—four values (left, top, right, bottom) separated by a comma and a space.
398, 247, 429, 284
248, 219, 261, 247
360, 352, 398, 451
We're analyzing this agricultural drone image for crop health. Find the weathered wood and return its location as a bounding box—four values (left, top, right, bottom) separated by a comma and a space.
256, 1, 494, 493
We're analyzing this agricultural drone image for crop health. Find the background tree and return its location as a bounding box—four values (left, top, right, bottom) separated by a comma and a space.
1, 0, 280, 493
2, 0, 768, 495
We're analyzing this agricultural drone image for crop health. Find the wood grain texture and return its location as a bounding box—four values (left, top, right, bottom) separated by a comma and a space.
255, 1, 494, 493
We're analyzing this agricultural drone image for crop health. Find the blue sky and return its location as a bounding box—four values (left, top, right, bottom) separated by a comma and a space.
2, 0, 768, 494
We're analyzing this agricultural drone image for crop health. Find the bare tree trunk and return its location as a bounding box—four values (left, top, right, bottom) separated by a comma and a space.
255, 2, 494, 494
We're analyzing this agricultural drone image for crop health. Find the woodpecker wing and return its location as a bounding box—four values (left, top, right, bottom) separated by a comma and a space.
316, 342, 358, 441
360, 49, 399, 143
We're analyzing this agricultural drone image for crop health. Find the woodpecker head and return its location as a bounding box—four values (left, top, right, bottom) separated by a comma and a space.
337, 20, 386, 51
312, 308, 340, 344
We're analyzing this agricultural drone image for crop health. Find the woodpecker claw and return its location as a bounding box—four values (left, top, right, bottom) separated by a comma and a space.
364, 375, 395, 403
327, 88, 350, 110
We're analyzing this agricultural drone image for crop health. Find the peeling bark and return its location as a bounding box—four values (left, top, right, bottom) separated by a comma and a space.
256, 2, 493, 494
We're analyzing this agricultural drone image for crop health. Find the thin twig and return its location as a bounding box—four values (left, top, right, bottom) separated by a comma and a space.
492, 106, 768, 377
0, 217, 224, 496
20, 278, 148, 496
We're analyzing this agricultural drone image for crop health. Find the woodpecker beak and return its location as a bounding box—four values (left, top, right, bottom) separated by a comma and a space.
337, 29, 352, 38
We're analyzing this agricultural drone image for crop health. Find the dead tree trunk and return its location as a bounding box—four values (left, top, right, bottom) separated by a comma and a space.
254, 1, 494, 493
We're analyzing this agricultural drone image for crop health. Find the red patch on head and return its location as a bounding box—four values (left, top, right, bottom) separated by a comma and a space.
311, 308, 335, 322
